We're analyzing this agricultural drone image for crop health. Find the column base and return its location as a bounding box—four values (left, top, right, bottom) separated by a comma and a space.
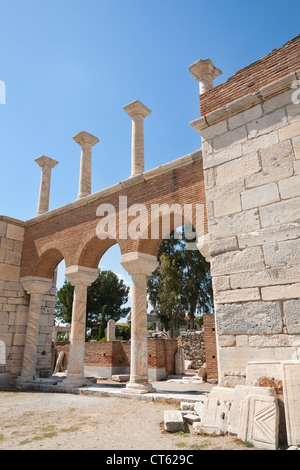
16, 373, 39, 384
124, 380, 156, 395
56, 375, 90, 389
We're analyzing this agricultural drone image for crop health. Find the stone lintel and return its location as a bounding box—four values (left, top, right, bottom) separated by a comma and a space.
35, 155, 59, 169
123, 100, 152, 119
65, 265, 99, 287
73, 131, 99, 147
121, 252, 158, 276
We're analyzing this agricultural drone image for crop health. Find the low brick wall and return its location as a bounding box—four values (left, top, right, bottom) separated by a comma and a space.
203, 314, 218, 381
54, 337, 178, 380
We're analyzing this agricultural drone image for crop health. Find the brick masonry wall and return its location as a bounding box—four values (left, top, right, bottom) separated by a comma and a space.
200, 35, 300, 116
200, 64, 300, 386
54, 338, 178, 377
203, 314, 218, 381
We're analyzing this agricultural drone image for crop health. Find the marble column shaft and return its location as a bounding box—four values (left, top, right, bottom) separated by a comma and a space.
35, 156, 58, 216
61, 266, 98, 387
121, 252, 158, 393
73, 131, 99, 200
123, 100, 151, 178
18, 277, 53, 381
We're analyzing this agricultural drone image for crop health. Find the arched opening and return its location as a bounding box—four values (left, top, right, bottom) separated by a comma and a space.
145, 217, 214, 377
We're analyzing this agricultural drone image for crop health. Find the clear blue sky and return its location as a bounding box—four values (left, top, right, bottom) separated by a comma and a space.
0, 0, 299, 310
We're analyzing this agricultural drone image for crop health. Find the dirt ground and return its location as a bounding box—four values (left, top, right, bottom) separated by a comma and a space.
0, 390, 256, 451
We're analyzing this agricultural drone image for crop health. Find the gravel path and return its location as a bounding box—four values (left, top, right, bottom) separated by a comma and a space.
0, 391, 255, 451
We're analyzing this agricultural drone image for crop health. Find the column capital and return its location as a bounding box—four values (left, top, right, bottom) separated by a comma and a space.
73, 131, 99, 147
123, 100, 152, 119
189, 58, 222, 83
35, 155, 59, 169
197, 234, 211, 262
121, 252, 158, 276
65, 266, 98, 287
20, 276, 53, 295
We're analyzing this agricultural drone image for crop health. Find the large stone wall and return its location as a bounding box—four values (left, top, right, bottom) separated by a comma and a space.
0, 217, 27, 383
197, 65, 300, 386
0, 216, 57, 385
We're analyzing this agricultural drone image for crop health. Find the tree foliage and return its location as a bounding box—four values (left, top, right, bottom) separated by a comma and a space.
55, 269, 130, 331
147, 227, 213, 332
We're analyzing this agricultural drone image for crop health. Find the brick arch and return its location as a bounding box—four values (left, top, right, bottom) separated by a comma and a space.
77, 235, 121, 269
33, 247, 65, 278
136, 203, 206, 257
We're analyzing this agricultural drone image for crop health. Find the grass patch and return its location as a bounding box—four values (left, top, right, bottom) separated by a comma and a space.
60, 426, 79, 433
244, 441, 255, 448
173, 431, 190, 437
175, 442, 186, 448
190, 443, 210, 450
0, 434, 5, 441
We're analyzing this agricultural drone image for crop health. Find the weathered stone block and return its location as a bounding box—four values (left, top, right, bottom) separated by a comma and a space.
238, 394, 279, 450
213, 125, 247, 153
238, 223, 300, 249
209, 209, 261, 239
215, 152, 261, 187
211, 246, 264, 277
281, 361, 300, 447
242, 131, 279, 155
283, 300, 300, 334
0, 264, 21, 282
228, 104, 262, 130
214, 192, 241, 217
263, 238, 300, 267
241, 183, 280, 210
245, 140, 294, 188
247, 107, 287, 139
279, 174, 300, 199
164, 410, 185, 433
209, 236, 238, 256
214, 288, 260, 304
261, 283, 300, 301
6, 224, 24, 242
203, 143, 243, 169
293, 136, 300, 159
278, 122, 300, 142
259, 197, 300, 228
215, 301, 282, 335
230, 265, 300, 289
212, 275, 230, 292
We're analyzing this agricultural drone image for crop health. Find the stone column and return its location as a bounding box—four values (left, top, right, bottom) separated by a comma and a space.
189, 58, 222, 96
59, 266, 98, 387
123, 100, 152, 177
35, 156, 59, 216
121, 252, 158, 394
17, 277, 53, 382
73, 131, 99, 199
107, 319, 115, 342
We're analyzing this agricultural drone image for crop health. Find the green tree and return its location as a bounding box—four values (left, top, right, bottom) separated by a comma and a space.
147, 227, 213, 332
55, 269, 130, 335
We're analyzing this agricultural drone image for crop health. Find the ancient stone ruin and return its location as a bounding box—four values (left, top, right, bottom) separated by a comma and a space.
0, 34, 300, 449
